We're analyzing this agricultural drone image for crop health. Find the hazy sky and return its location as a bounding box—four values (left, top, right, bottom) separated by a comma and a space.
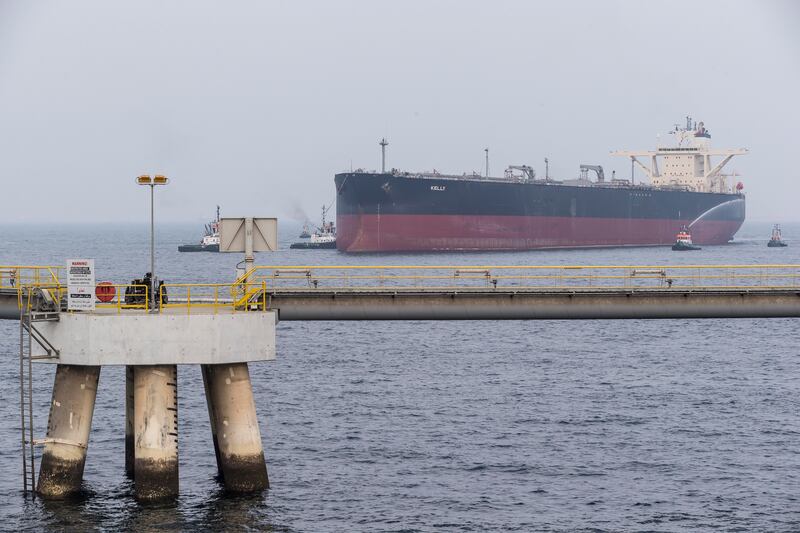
1, 0, 798, 224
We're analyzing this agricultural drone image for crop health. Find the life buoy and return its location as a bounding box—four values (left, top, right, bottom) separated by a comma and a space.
95, 281, 116, 303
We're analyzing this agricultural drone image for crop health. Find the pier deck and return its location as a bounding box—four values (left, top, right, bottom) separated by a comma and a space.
2, 264, 800, 321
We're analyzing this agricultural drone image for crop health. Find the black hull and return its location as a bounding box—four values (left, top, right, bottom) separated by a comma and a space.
178, 244, 220, 252
336, 172, 746, 219
289, 241, 337, 250
672, 243, 701, 251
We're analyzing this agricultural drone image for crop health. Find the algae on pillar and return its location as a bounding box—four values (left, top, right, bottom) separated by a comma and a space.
202, 362, 269, 491
133, 364, 179, 501
37, 364, 101, 499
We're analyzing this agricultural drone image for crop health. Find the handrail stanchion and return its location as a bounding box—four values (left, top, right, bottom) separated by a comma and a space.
262, 281, 266, 311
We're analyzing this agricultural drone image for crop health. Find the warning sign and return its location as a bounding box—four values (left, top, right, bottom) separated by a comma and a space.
67, 259, 95, 311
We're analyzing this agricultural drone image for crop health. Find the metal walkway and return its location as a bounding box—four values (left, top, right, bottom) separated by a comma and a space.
236, 265, 800, 320
2, 264, 800, 321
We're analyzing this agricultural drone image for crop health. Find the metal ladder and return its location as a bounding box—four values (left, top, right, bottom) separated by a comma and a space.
18, 287, 60, 496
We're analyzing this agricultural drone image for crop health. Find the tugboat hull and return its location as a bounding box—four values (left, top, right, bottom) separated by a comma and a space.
767, 240, 788, 248
177, 244, 220, 252
289, 241, 337, 250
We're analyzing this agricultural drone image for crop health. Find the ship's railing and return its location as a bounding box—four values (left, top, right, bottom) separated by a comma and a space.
240, 264, 800, 292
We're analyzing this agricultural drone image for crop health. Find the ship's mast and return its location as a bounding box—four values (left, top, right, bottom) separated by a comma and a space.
321, 203, 334, 232
484, 148, 489, 178
380, 138, 388, 173
544, 158, 549, 180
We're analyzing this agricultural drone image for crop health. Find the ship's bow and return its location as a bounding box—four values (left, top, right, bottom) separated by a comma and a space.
690, 195, 746, 244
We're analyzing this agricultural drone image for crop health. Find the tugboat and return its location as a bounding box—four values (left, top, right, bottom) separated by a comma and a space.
299, 222, 312, 239
768, 224, 788, 247
672, 226, 701, 251
290, 205, 337, 249
178, 206, 221, 252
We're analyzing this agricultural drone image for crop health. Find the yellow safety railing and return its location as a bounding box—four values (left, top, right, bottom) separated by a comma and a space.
15, 283, 64, 315
95, 284, 150, 313
6, 264, 800, 315
159, 281, 268, 314
1, 266, 65, 311
238, 264, 800, 292
0, 265, 63, 289
0, 266, 151, 313
14, 283, 149, 314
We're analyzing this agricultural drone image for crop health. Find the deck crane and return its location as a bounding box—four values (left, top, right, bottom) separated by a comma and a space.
579, 164, 605, 182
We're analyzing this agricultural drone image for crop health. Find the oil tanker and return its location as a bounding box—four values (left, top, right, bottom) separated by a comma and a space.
335, 118, 747, 252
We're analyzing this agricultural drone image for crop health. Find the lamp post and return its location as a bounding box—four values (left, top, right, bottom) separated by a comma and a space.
136, 174, 169, 310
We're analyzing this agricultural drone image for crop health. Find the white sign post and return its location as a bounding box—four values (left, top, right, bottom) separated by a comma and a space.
67, 259, 96, 311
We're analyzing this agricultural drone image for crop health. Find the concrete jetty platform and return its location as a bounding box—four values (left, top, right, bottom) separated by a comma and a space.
9, 297, 278, 501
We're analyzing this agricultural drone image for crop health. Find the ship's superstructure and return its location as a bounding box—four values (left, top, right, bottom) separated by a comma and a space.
335, 119, 747, 252
612, 116, 747, 193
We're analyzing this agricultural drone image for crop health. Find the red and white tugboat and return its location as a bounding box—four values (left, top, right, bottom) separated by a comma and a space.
767, 224, 788, 247
672, 226, 701, 251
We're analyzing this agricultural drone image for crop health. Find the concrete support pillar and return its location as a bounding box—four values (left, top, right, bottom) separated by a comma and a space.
37, 364, 100, 499
201, 365, 223, 479
202, 363, 269, 492
125, 365, 134, 478
133, 365, 178, 501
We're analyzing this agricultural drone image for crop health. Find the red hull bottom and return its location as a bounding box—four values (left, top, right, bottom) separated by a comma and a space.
336, 214, 743, 252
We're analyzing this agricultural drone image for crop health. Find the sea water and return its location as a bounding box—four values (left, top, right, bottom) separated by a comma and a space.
1, 221, 798, 532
